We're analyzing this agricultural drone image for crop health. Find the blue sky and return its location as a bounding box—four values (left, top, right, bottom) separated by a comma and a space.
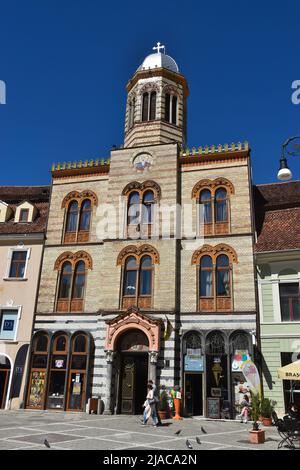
0, 1, 299, 185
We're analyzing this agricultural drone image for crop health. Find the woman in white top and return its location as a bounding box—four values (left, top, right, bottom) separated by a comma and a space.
142, 384, 158, 426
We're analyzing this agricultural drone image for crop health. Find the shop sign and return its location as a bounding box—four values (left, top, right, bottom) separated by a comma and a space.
55, 359, 64, 369
184, 354, 204, 372
232, 350, 250, 372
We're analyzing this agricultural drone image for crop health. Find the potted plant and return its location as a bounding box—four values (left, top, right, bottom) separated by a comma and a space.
157, 388, 169, 421
249, 391, 265, 444
260, 398, 277, 426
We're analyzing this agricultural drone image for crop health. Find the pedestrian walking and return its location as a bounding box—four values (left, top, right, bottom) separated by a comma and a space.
238, 394, 251, 423
142, 384, 159, 427
148, 379, 161, 425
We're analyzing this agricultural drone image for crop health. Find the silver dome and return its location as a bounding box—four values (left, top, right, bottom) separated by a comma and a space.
138, 52, 179, 73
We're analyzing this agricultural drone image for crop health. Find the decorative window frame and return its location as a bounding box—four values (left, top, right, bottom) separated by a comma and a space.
4, 247, 31, 280
163, 84, 180, 126
192, 244, 238, 313
61, 190, 98, 244
192, 178, 235, 236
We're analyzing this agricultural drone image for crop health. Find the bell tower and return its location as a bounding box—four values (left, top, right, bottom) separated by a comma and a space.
124, 43, 189, 149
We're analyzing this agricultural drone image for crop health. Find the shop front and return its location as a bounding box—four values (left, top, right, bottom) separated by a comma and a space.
25, 330, 93, 411
182, 330, 254, 418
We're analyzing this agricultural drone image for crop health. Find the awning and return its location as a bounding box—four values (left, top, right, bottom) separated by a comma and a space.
278, 360, 300, 380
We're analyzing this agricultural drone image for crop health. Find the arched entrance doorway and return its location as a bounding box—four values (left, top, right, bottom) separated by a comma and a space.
117, 329, 149, 415
0, 355, 11, 409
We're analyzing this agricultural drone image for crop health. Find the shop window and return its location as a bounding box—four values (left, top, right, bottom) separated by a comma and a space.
67, 334, 89, 411
47, 335, 68, 410
206, 332, 228, 407
279, 283, 300, 322
26, 333, 49, 409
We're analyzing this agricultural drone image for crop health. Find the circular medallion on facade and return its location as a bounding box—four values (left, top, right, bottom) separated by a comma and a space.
132, 153, 153, 172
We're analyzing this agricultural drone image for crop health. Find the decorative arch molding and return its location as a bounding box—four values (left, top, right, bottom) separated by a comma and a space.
105, 307, 162, 352
122, 180, 161, 200
54, 250, 93, 270
191, 177, 235, 199
127, 91, 136, 103
117, 244, 160, 266
139, 82, 160, 95
191, 243, 238, 265
61, 190, 98, 209
163, 84, 180, 97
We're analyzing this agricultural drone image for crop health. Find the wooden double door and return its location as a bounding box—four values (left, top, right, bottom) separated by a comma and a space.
119, 354, 148, 415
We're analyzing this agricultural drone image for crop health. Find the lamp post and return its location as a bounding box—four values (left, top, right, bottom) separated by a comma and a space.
277, 135, 300, 181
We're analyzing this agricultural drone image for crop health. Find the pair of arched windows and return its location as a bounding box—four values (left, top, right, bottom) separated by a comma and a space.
57, 261, 86, 312
142, 92, 156, 122
127, 190, 155, 225
193, 244, 237, 313
122, 255, 153, 309
192, 180, 234, 235
165, 93, 177, 125
64, 199, 92, 243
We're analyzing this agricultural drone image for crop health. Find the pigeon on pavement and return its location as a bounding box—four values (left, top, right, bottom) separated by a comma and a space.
44, 439, 51, 448
201, 426, 207, 434
196, 436, 201, 445
186, 439, 193, 449
174, 430, 182, 435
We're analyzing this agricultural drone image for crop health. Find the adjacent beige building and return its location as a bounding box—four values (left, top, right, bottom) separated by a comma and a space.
0, 186, 49, 409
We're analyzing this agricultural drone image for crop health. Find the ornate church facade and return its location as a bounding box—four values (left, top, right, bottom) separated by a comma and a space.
24, 45, 257, 417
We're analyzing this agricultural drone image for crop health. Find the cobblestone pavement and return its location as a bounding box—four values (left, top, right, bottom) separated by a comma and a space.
0, 410, 287, 450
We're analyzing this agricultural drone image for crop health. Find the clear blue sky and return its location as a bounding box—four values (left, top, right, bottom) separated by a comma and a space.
0, 1, 299, 185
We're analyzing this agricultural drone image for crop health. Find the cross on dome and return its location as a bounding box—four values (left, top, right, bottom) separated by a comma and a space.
153, 42, 165, 54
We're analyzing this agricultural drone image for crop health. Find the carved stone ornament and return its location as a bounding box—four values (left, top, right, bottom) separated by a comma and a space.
139, 82, 160, 95
116, 244, 160, 266
191, 177, 235, 199
163, 84, 179, 97
105, 350, 115, 363
149, 351, 158, 363
122, 180, 161, 200
54, 250, 93, 270
61, 190, 98, 209
191, 243, 238, 265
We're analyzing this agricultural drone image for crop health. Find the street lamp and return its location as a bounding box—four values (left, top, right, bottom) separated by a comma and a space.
277, 135, 300, 181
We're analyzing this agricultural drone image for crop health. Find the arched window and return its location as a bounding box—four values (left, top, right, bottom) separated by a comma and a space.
149, 91, 156, 120
127, 191, 140, 226
66, 201, 79, 234
58, 262, 72, 301
47, 334, 68, 409
216, 255, 230, 297
62, 191, 97, 243
79, 199, 92, 232
165, 93, 177, 125
56, 259, 88, 313
142, 190, 154, 224
142, 93, 149, 122
199, 189, 212, 224
193, 179, 234, 235
67, 334, 89, 411
121, 252, 156, 309
139, 255, 152, 296
206, 331, 226, 355
200, 256, 213, 298
194, 245, 235, 313
26, 333, 49, 409
215, 188, 228, 223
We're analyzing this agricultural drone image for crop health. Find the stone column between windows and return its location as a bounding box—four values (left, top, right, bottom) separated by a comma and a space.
103, 350, 115, 415
148, 351, 158, 382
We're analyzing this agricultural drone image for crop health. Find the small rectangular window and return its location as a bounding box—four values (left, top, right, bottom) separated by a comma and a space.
9, 250, 27, 278
279, 283, 300, 322
20, 209, 29, 222
0, 310, 18, 340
